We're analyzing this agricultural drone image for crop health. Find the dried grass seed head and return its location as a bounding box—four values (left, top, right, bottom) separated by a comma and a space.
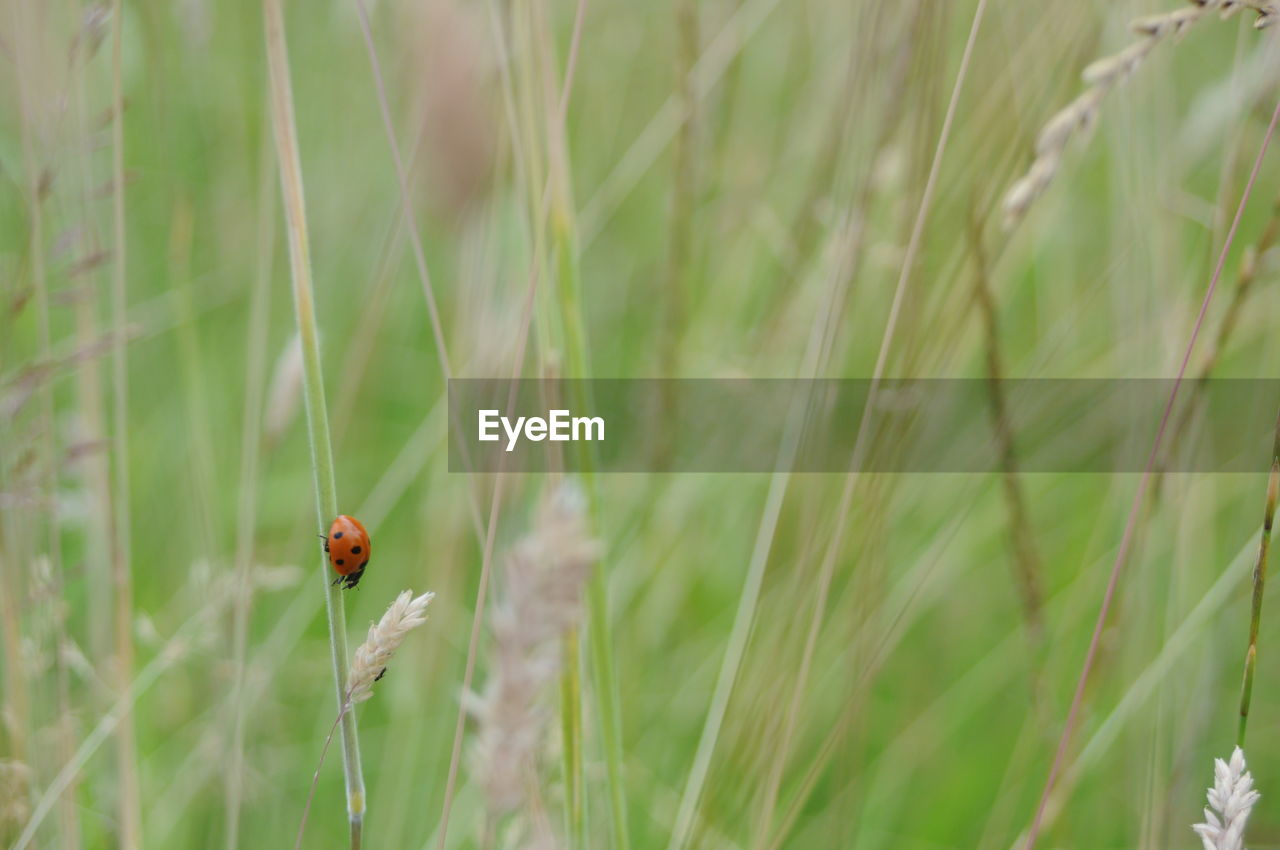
469, 481, 599, 816
1193, 747, 1260, 850
346, 589, 435, 704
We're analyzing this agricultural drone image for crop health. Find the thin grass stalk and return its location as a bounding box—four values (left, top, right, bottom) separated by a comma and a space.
13, 584, 234, 850
559, 626, 584, 846
669, 86, 900, 850
225, 129, 276, 849
662, 0, 698, 379
0, 547, 31, 805
554, 285, 592, 850
344, 7, 568, 849
1199, 207, 1280, 380
516, 3, 588, 839
757, 8, 988, 850
512, 2, 555, 378
343, 16, 592, 845
652, 0, 699, 471
578, 425, 627, 850
1163, 196, 1280, 478
11, 4, 80, 842
297, 590, 433, 850
435, 5, 556, 844
1023, 93, 1280, 850
967, 212, 1044, 640
262, 1, 365, 845
502, 3, 598, 846
109, 0, 143, 843
787, 2, 906, 281
708, 0, 744, 169
0, 327, 32, 819
69, 6, 115, 671
748, 7, 989, 848
576, 0, 782, 247
1025, 536, 1257, 840
350, 0, 488, 539
169, 203, 220, 555
296, 706, 347, 850
1237, 411, 1280, 747
561, 650, 585, 849
528, 1, 630, 845
747, 18, 919, 843
149, 578, 326, 847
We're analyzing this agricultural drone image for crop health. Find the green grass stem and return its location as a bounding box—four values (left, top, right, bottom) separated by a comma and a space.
1237, 416, 1280, 748
263, 1, 365, 844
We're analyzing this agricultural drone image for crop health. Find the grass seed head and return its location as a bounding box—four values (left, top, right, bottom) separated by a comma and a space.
346, 590, 435, 705
469, 481, 598, 816
1193, 747, 1260, 850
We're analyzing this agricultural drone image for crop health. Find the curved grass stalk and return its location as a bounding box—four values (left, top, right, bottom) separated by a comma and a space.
1023, 92, 1280, 850
262, 1, 365, 845
11, 3, 81, 842
1236, 411, 1280, 748
225, 132, 277, 849
109, 0, 143, 844
526, 1, 630, 844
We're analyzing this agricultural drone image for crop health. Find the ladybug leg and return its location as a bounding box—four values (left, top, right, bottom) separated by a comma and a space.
331, 575, 342, 587
343, 567, 364, 590
374, 667, 387, 682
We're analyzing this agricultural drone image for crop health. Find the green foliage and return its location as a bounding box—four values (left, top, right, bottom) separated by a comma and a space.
3, 1, 1280, 848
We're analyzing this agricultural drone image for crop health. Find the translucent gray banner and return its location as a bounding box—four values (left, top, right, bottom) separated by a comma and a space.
447, 379, 1280, 472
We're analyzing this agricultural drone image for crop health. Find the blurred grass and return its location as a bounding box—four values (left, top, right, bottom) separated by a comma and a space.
5, 0, 1280, 848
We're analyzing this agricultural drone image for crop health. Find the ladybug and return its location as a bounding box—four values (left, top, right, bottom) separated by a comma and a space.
323, 515, 371, 589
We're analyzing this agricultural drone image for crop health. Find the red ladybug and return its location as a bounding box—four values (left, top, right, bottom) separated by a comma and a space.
324, 515, 371, 589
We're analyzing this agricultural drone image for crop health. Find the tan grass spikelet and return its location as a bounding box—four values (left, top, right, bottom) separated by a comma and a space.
0, 760, 32, 833
469, 482, 599, 817
346, 590, 435, 705
1003, 0, 1275, 227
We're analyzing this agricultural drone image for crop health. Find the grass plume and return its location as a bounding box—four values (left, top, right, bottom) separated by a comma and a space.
470, 484, 597, 840
347, 590, 436, 704
1003, 0, 1278, 227
1192, 747, 1259, 850
296, 590, 434, 850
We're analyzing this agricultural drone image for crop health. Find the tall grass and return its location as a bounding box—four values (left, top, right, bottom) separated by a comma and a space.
263, 1, 364, 844
224, 132, 277, 849
1004, 0, 1276, 226
109, 0, 142, 843
1024, 89, 1280, 850
10, 5, 80, 845
10, 0, 1280, 847
1236, 416, 1280, 747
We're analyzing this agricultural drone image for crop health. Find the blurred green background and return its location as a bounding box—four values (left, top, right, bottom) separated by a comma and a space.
4, 0, 1280, 847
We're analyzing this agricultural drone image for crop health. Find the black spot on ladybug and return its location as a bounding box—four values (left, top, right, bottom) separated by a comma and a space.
352, 546, 362, 554
333, 531, 344, 539
336, 559, 345, 566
